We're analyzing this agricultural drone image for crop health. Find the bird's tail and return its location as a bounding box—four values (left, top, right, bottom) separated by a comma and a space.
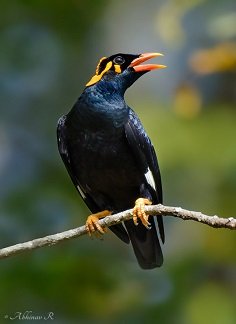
125, 217, 163, 269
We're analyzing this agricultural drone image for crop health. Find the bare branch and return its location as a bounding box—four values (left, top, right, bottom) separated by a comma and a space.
0, 204, 235, 260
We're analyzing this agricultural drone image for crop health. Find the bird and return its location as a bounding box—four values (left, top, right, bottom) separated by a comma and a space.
57, 52, 166, 269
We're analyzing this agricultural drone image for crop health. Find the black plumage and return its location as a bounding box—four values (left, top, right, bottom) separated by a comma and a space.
57, 53, 165, 269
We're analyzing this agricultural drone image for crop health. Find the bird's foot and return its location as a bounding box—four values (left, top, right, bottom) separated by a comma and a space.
85, 210, 111, 237
132, 198, 152, 229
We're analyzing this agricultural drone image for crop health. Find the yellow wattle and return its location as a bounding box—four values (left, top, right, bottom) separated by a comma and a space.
86, 61, 113, 87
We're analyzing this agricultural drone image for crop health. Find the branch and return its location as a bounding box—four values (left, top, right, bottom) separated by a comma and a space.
0, 204, 235, 260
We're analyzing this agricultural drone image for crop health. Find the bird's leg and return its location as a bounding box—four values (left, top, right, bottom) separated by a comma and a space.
132, 198, 152, 229
85, 210, 111, 236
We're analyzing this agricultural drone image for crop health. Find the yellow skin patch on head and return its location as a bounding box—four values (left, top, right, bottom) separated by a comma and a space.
95, 57, 107, 75
86, 55, 125, 87
86, 61, 113, 87
114, 64, 122, 73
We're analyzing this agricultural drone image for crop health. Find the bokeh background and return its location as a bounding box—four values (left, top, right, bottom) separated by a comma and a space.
0, 0, 236, 323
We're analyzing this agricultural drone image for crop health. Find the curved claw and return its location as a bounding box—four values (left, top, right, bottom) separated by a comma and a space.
132, 198, 152, 229
85, 210, 111, 237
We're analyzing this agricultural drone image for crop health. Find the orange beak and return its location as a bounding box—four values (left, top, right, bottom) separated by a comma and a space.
130, 52, 166, 72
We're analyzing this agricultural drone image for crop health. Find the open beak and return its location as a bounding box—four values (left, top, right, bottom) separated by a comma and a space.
130, 52, 166, 72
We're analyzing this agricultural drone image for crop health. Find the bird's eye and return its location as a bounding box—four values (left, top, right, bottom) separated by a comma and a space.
113, 56, 125, 65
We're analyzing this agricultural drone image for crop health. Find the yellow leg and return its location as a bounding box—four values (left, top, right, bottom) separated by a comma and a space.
132, 198, 152, 229
85, 210, 111, 236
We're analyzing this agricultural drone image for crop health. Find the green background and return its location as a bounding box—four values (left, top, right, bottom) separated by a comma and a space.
0, 1, 235, 323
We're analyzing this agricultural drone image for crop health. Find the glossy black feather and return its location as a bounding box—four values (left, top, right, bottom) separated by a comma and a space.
123, 109, 164, 267
57, 104, 164, 268
57, 115, 130, 243
125, 109, 165, 244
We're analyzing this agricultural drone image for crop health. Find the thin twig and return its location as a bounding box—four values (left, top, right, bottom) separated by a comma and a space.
0, 204, 235, 260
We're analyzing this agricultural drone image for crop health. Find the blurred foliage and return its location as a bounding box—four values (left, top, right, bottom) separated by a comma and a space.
0, 0, 236, 323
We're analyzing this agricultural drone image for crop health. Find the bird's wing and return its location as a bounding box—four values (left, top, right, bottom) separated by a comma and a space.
57, 115, 129, 243
57, 115, 98, 211
125, 108, 165, 243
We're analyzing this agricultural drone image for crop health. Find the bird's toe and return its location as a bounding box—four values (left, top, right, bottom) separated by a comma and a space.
85, 210, 111, 236
132, 198, 152, 229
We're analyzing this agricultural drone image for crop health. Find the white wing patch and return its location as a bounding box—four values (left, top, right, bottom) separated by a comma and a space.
77, 185, 86, 199
145, 168, 156, 191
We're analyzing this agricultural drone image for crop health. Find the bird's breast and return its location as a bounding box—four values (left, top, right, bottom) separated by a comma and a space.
69, 127, 141, 192
71, 90, 129, 131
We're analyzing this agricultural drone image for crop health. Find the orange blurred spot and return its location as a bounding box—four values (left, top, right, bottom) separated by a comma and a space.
189, 42, 236, 75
